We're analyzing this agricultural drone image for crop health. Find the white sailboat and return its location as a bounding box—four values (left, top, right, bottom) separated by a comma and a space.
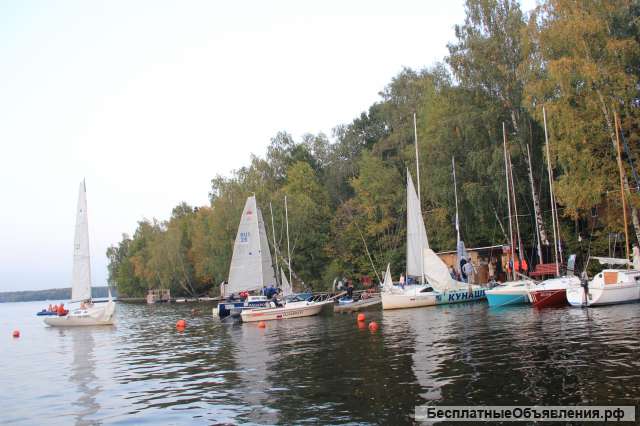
567, 113, 640, 307
45, 180, 116, 327
217, 196, 275, 320
382, 115, 485, 310
240, 195, 334, 322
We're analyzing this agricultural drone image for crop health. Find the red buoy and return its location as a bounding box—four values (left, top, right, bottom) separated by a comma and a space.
176, 319, 186, 329
258, 321, 266, 328
357, 313, 366, 322
12, 330, 20, 338
368, 321, 379, 331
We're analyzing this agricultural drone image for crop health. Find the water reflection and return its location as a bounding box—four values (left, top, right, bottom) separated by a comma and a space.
68, 329, 100, 426
3, 300, 640, 425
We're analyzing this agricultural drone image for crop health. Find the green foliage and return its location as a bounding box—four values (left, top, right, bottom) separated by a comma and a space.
107, 0, 640, 294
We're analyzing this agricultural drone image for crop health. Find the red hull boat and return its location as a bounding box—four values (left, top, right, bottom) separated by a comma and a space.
529, 289, 567, 308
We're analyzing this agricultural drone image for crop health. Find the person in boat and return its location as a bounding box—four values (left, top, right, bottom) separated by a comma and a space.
346, 279, 354, 299
460, 258, 468, 282
48, 304, 53, 312
399, 273, 405, 289
633, 244, 640, 270
488, 258, 496, 282
449, 266, 456, 280
463, 260, 475, 284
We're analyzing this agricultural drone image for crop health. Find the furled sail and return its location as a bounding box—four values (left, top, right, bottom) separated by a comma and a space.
228, 196, 276, 295
71, 180, 92, 301
406, 172, 429, 281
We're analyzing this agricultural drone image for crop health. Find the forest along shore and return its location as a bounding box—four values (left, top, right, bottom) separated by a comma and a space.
106, 1, 640, 302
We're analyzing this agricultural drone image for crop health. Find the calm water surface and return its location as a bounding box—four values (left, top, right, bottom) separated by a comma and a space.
1, 300, 639, 424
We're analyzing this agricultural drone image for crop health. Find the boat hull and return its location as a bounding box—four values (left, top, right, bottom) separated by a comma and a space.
44, 302, 115, 327
434, 288, 486, 305
567, 283, 640, 307
381, 292, 436, 310
486, 292, 528, 307
529, 289, 566, 308
334, 296, 381, 313
240, 300, 332, 322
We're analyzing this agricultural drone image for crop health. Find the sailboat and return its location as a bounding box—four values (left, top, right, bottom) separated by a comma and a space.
527, 107, 580, 308
217, 195, 276, 320
240, 195, 334, 322
567, 112, 640, 307
486, 124, 535, 307
44, 180, 116, 327
382, 115, 486, 310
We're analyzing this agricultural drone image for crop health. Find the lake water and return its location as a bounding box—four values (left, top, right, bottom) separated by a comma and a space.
1, 300, 639, 424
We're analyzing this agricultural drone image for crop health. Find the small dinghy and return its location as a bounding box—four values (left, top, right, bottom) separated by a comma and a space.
36, 310, 58, 316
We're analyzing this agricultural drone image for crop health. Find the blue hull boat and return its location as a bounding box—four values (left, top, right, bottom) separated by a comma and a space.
486, 293, 528, 307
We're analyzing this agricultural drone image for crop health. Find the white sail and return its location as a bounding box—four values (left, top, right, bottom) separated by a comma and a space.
407, 172, 429, 280
257, 207, 277, 288
383, 264, 394, 293
281, 268, 293, 296
423, 247, 460, 291
227, 196, 277, 295
71, 180, 92, 301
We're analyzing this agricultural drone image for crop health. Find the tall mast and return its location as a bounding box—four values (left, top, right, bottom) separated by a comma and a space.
508, 151, 524, 268
452, 156, 461, 243
614, 111, 630, 268
269, 201, 280, 287
502, 123, 516, 280
543, 106, 560, 275
413, 112, 425, 283
284, 195, 293, 286
527, 144, 544, 264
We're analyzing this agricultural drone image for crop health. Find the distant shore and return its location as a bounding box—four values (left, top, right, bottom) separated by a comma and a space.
0, 286, 116, 303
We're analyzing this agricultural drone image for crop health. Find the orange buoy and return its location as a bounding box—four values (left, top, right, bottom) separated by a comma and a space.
357, 313, 366, 322
258, 321, 266, 328
12, 330, 20, 338
176, 319, 186, 329
368, 321, 379, 331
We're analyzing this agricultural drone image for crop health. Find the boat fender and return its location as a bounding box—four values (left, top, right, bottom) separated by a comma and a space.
176, 319, 186, 330
357, 313, 366, 322
12, 330, 20, 338
368, 321, 379, 331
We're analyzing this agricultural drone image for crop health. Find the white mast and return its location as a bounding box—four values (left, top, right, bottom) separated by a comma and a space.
527, 144, 544, 264
269, 202, 279, 286
285, 195, 293, 287
502, 123, 516, 281
543, 106, 561, 275
452, 156, 461, 243
413, 113, 425, 283
508, 151, 524, 269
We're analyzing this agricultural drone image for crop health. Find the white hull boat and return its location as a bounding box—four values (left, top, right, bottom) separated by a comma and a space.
567, 269, 640, 307
44, 301, 116, 326
382, 285, 436, 310
240, 299, 333, 322
45, 180, 116, 327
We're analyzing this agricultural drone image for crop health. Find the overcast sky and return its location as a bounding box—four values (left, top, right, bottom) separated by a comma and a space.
0, 0, 536, 292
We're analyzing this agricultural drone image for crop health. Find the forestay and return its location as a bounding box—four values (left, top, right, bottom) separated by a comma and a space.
71, 180, 92, 302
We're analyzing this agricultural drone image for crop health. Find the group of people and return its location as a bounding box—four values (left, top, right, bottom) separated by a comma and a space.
47, 303, 68, 316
